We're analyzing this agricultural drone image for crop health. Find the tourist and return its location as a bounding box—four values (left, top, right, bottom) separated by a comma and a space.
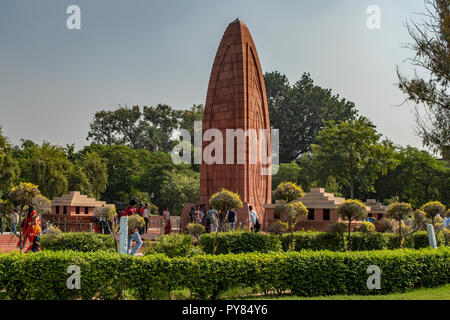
189, 207, 196, 223
162, 208, 171, 235
18, 206, 42, 252
205, 207, 211, 232
125, 200, 142, 256
31, 224, 42, 253
143, 203, 150, 234
200, 205, 206, 225
136, 205, 144, 234
227, 209, 236, 231
98, 216, 105, 234
195, 206, 201, 224
11, 208, 19, 234
248, 205, 260, 233
208, 207, 219, 233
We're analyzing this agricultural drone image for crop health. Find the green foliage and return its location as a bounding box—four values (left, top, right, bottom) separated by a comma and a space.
8, 182, 41, 209
271, 162, 301, 190
1, 248, 448, 299
311, 118, 399, 198
336, 199, 368, 223
280, 231, 347, 252
267, 221, 288, 235
18, 142, 71, 199
128, 215, 145, 231
209, 189, 243, 213
144, 234, 198, 258
186, 223, 206, 241
358, 221, 376, 234
421, 201, 447, 220
328, 222, 348, 235
40, 232, 115, 252
273, 182, 304, 202
199, 232, 283, 255
159, 170, 199, 215
264, 71, 358, 163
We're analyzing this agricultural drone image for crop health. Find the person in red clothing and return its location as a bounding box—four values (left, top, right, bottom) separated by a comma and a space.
18, 206, 41, 252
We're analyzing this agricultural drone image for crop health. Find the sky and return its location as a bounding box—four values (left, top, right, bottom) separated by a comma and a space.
0, 0, 431, 152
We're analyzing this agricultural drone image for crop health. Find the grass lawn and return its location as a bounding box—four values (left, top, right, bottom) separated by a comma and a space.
237, 284, 450, 300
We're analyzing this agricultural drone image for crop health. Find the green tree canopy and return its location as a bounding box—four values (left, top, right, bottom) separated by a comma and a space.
264, 72, 358, 162
309, 117, 398, 199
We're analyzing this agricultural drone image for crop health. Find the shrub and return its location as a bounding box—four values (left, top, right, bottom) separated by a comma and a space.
0, 248, 448, 299
199, 231, 282, 254
40, 232, 115, 252
267, 221, 288, 235
186, 223, 206, 242
144, 234, 198, 258
358, 221, 375, 234
280, 231, 346, 251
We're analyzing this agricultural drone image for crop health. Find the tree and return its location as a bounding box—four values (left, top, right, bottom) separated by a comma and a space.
186, 223, 206, 243
264, 72, 358, 162
271, 162, 301, 190
273, 182, 308, 250
385, 202, 414, 248
421, 201, 447, 235
272, 181, 305, 203
179, 104, 205, 142
67, 164, 93, 197
81, 144, 144, 205
0, 128, 20, 198
396, 0, 449, 157
80, 152, 108, 200
19, 142, 71, 199
87, 110, 122, 146
159, 170, 200, 215
310, 117, 398, 199
336, 199, 368, 251
143, 104, 182, 152
374, 146, 449, 207
209, 189, 243, 251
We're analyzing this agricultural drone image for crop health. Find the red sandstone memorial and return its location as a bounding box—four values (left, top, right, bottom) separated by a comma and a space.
199, 19, 272, 226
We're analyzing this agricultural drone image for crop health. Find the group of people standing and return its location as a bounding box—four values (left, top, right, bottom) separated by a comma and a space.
189, 204, 260, 233
120, 200, 172, 256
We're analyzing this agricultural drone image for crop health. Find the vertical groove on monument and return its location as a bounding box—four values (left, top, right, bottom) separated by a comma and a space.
200, 19, 272, 224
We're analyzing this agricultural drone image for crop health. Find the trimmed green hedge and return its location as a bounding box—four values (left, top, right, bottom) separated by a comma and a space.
198, 231, 446, 254
41, 232, 116, 252
0, 248, 448, 299
199, 231, 282, 254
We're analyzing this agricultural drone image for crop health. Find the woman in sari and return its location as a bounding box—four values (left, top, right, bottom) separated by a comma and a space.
163, 208, 171, 234
18, 206, 41, 252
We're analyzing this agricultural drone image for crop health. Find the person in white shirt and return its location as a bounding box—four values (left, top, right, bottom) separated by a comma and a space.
209, 208, 219, 233
248, 205, 260, 232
